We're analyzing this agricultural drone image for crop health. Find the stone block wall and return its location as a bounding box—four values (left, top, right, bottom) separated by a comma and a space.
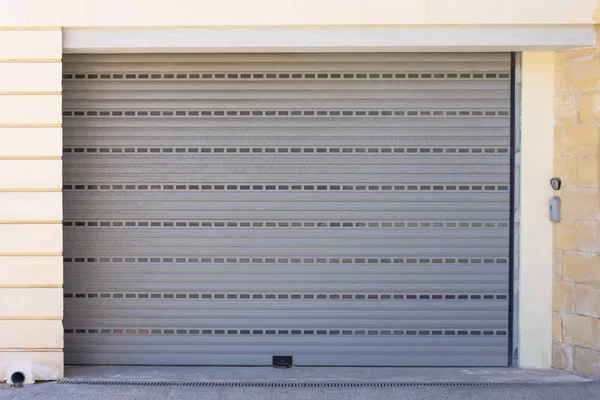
553, 29, 600, 377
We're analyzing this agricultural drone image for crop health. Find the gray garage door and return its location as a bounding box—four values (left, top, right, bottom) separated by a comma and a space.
62, 53, 512, 366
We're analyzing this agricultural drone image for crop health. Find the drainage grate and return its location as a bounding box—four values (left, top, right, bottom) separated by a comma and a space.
56, 380, 546, 388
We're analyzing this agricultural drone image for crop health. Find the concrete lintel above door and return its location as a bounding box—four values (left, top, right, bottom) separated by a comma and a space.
62, 25, 595, 53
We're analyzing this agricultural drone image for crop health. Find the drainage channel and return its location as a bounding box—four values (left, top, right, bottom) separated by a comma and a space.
57, 381, 548, 388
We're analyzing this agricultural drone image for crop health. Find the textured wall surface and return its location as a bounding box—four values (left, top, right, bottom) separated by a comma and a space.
520, 52, 556, 369
553, 28, 600, 377
0, 0, 598, 27
0, 28, 64, 383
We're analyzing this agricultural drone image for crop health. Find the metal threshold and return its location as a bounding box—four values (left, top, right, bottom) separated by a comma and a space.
59, 366, 591, 386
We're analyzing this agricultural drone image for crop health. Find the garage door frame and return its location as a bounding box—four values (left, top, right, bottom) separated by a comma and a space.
60, 42, 532, 368
507, 52, 519, 367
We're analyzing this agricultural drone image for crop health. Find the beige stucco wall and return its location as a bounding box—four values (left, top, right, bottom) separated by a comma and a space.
0, 0, 599, 27
0, 28, 63, 383
552, 28, 600, 377
520, 52, 556, 369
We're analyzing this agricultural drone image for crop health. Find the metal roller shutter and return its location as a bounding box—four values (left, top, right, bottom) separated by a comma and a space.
62, 53, 513, 366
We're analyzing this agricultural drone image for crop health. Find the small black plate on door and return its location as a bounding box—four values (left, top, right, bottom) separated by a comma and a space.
272, 355, 293, 368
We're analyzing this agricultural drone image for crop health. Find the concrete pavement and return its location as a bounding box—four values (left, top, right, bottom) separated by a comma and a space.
2, 380, 600, 400
1, 366, 598, 400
